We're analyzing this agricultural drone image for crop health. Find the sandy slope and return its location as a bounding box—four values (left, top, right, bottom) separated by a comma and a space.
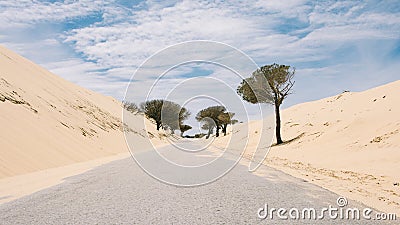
0, 45, 167, 180
214, 80, 400, 215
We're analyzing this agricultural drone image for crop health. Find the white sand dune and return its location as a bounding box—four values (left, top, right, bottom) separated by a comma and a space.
215, 80, 400, 214
270, 81, 400, 215
0, 45, 169, 201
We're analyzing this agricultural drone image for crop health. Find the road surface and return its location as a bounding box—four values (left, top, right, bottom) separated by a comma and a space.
0, 140, 394, 224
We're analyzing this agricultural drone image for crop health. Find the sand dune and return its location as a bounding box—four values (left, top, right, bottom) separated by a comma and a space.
1, 44, 399, 215
271, 80, 399, 174
0, 45, 166, 179
215, 80, 400, 214
269, 81, 400, 215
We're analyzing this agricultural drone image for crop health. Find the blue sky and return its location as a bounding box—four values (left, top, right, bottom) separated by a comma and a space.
1, 0, 399, 129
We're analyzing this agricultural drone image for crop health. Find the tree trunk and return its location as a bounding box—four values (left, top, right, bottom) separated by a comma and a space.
274, 100, 283, 145
222, 124, 227, 136
156, 122, 161, 131
206, 128, 212, 139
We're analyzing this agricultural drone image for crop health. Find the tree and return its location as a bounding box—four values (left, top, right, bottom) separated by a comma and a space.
140, 99, 164, 130
140, 99, 190, 133
123, 101, 139, 114
237, 63, 295, 145
217, 112, 235, 136
178, 107, 191, 126
179, 124, 192, 137
161, 101, 191, 134
200, 119, 215, 139
196, 106, 226, 138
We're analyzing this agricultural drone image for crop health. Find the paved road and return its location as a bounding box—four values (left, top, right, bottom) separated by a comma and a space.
0, 140, 394, 224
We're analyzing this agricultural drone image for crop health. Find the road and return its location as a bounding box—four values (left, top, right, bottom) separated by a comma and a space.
0, 140, 393, 224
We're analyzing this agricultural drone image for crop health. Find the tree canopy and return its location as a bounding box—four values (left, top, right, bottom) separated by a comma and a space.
161, 101, 191, 134
179, 124, 192, 137
237, 63, 295, 144
140, 99, 190, 132
196, 106, 236, 138
217, 112, 236, 136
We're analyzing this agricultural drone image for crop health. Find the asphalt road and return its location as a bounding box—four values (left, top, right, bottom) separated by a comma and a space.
0, 140, 395, 224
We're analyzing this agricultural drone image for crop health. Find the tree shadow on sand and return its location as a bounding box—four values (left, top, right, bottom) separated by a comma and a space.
271, 132, 305, 147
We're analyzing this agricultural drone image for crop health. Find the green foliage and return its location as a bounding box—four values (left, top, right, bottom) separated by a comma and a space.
200, 119, 214, 130
237, 63, 295, 145
217, 112, 235, 125
178, 107, 191, 123
237, 63, 295, 106
179, 124, 192, 137
196, 106, 225, 122
194, 133, 206, 138
160, 101, 180, 133
237, 76, 273, 104
196, 106, 236, 137
196, 106, 226, 128
140, 99, 190, 132
140, 99, 164, 130
218, 112, 236, 136
196, 106, 226, 138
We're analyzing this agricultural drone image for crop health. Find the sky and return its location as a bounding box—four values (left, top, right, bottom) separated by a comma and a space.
1, 0, 400, 132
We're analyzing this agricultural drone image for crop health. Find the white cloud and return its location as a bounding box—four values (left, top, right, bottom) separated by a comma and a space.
0, 0, 104, 28
64, 0, 274, 68
63, 0, 400, 70
255, 0, 311, 20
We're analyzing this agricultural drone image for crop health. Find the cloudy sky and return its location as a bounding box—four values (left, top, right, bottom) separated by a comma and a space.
1, 0, 400, 128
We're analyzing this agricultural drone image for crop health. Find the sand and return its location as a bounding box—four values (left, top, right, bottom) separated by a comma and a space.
214, 80, 400, 215
0, 45, 169, 202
